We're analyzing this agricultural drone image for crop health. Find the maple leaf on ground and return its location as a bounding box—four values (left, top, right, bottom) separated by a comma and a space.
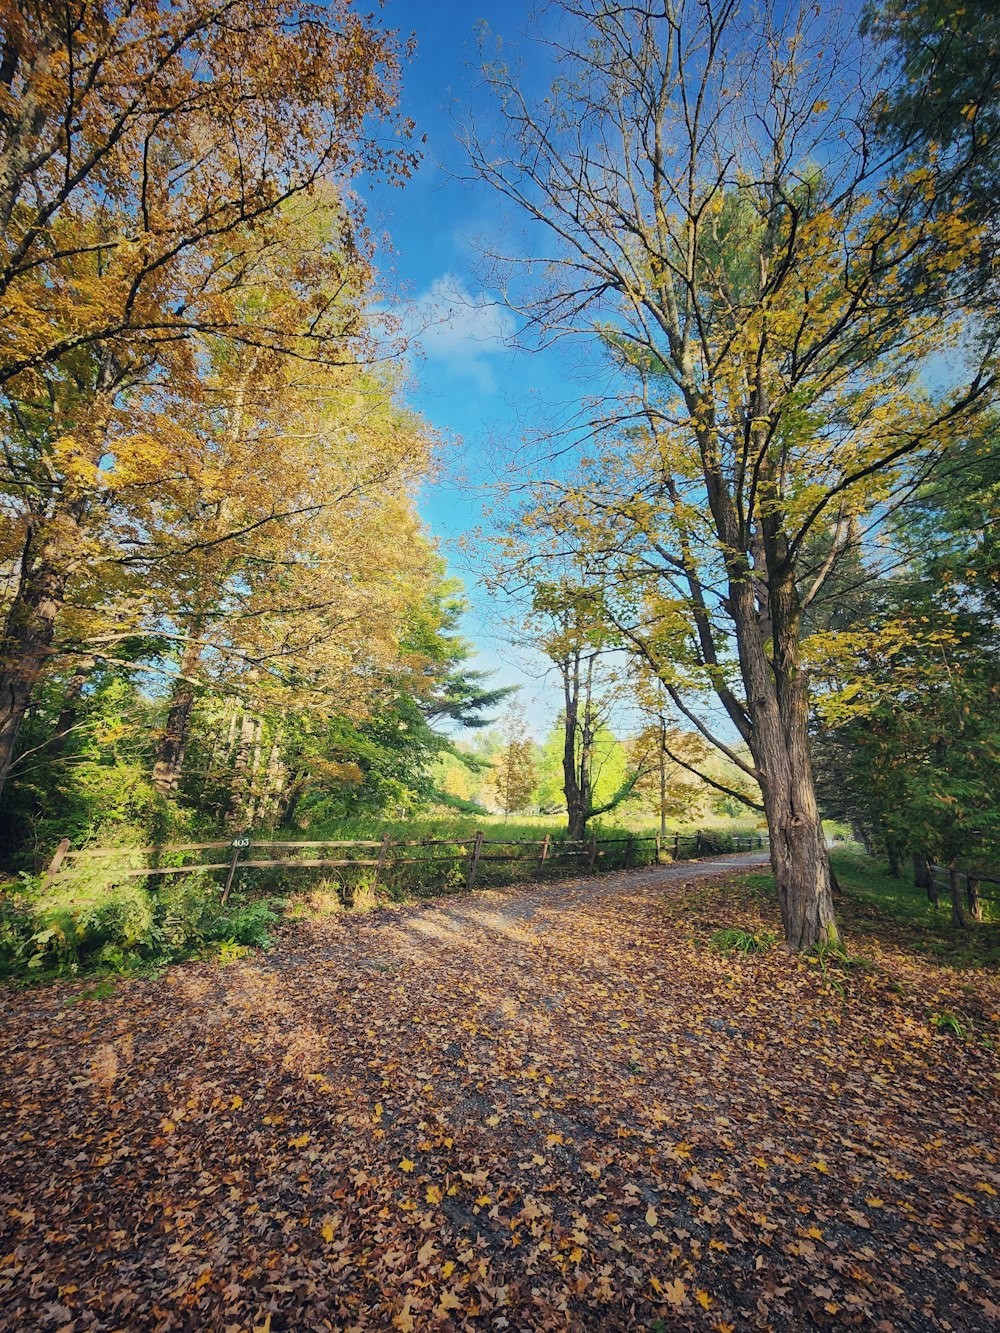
663, 1277, 686, 1307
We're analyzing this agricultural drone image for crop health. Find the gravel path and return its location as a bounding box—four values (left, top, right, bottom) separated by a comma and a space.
360, 850, 773, 944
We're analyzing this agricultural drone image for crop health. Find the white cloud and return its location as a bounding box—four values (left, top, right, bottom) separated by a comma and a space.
407, 274, 516, 392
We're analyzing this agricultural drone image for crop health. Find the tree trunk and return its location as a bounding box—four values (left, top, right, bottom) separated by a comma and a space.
730, 558, 839, 951
281, 772, 308, 828
46, 654, 96, 758
912, 851, 928, 892
561, 652, 586, 839
925, 857, 941, 908
966, 876, 982, 922
258, 726, 286, 827
0, 515, 80, 800
949, 866, 968, 928
227, 711, 256, 828
151, 633, 204, 794
658, 715, 667, 842
245, 718, 264, 823
762, 763, 838, 951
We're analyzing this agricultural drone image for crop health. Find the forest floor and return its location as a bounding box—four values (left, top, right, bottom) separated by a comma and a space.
1, 854, 998, 1332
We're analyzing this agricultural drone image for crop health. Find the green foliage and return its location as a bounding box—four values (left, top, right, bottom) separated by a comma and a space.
0, 868, 276, 979
0, 667, 186, 862
1, 559, 510, 868
865, 0, 1000, 242
217, 939, 255, 964
534, 719, 629, 814
811, 432, 1000, 868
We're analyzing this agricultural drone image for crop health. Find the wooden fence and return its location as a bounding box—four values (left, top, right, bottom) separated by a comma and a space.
41, 828, 766, 900
926, 862, 1000, 922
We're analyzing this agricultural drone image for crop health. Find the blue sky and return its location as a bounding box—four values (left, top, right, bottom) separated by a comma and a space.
362, 1, 579, 737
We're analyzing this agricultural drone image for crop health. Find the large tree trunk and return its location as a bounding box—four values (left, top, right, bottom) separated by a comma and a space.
0, 514, 80, 800
766, 590, 838, 951
151, 633, 204, 794
728, 547, 839, 951
760, 749, 838, 950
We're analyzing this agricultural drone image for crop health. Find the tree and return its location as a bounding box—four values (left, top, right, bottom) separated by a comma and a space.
521, 575, 648, 839
0, 1, 415, 390
0, 0, 418, 801
809, 429, 1000, 898
628, 719, 708, 838
490, 708, 539, 817
864, 1, 1000, 247
253, 575, 511, 828
470, 0, 995, 947
140, 353, 439, 797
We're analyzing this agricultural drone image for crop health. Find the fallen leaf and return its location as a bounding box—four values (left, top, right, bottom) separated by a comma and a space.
663, 1277, 686, 1307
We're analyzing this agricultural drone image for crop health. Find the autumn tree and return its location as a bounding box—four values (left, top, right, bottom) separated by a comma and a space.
629, 719, 718, 838
246, 576, 511, 828
517, 574, 649, 839
141, 358, 437, 795
469, 0, 996, 947
0, 0, 418, 800
490, 707, 539, 817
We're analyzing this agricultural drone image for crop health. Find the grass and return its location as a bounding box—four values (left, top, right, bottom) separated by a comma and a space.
830, 850, 1000, 970
710, 925, 778, 955
693, 851, 1000, 973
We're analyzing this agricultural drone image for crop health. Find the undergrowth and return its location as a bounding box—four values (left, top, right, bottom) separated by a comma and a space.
0, 870, 277, 982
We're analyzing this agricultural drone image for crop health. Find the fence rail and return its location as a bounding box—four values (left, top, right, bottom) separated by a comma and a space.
925, 861, 1000, 922
41, 828, 766, 900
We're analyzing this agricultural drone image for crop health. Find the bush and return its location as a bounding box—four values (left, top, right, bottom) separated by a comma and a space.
0, 867, 277, 979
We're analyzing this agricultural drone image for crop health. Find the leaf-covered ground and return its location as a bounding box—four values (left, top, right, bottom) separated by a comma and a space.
2, 855, 998, 1332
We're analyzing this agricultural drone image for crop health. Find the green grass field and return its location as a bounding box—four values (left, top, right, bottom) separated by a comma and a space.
829, 850, 1000, 970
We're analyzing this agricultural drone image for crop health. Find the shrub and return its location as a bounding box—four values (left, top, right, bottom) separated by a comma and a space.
0, 867, 277, 979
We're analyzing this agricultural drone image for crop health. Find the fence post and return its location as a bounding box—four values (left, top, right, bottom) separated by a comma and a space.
912, 852, 928, 893
926, 858, 941, 908
966, 875, 983, 923
221, 835, 251, 904
373, 833, 392, 890
41, 837, 71, 888
467, 831, 484, 890
655, 831, 662, 863
587, 831, 597, 872
674, 832, 680, 860
695, 832, 702, 857
539, 834, 550, 868
624, 834, 634, 868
